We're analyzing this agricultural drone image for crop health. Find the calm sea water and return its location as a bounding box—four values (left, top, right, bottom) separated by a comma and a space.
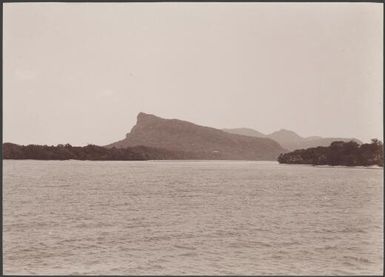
3, 160, 383, 275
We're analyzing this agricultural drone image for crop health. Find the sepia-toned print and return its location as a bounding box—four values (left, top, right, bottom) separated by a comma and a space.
3, 2, 383, 275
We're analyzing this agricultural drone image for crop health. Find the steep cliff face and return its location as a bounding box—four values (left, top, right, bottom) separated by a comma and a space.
106, 113, 287, 160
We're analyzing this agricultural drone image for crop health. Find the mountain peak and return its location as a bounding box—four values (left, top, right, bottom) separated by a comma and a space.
107, 113, 286, 160
137, 112, 160, 123
269, 129, 303, 140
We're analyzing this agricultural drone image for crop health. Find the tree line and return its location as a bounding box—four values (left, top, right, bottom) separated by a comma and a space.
2, 143, 194, 161
278, 139, 383, 167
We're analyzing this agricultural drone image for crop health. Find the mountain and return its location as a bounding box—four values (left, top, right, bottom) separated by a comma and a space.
106, 113, 287, 160
223, 128, 361, 151
267, 129, 304, 149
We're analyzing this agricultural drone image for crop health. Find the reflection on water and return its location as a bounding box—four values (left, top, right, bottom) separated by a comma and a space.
3, 160, 383, 275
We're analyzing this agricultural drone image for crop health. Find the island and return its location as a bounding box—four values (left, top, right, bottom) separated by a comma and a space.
278, 139, 383, 167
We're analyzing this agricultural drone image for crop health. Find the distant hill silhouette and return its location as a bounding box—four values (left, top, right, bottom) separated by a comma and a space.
223, 128, 361, 151
106, 113, 287, 160
222, 128, 266, 138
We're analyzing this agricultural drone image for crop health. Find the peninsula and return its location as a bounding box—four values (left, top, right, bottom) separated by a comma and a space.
278, 140, 383, 167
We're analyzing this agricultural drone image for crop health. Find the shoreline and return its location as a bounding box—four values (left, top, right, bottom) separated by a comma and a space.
3, 159, 383, 168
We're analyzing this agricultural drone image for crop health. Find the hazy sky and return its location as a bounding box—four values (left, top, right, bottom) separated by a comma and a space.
4, 3, 383, 146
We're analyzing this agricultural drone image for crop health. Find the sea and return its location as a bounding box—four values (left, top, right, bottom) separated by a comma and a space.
3, 160, 383, 275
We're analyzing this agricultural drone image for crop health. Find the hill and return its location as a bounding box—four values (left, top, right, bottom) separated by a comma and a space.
223, 128, 361, 151
106, 113, 287, 160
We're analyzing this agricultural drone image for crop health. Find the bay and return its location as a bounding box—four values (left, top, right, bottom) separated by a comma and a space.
3, 160, 383, 275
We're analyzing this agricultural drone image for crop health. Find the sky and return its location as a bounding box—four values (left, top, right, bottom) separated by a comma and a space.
3, 3, 383, 146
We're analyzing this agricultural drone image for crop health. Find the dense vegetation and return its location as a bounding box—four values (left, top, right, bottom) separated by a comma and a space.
2, 143, 198, 160
278, 139, 383, 167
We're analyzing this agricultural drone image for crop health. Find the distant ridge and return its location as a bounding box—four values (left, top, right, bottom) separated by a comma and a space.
106, 113, 287, 160
223, 128, 361, 151
222, 128, 266, 138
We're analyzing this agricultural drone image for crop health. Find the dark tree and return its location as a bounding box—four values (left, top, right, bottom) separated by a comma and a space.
278, 139, 383, 167
3, 143, 197, 161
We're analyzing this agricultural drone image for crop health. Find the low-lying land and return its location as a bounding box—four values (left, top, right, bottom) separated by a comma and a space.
4, 139, 384, 166
278, 140, 383, 167
2, 143, 197, 161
